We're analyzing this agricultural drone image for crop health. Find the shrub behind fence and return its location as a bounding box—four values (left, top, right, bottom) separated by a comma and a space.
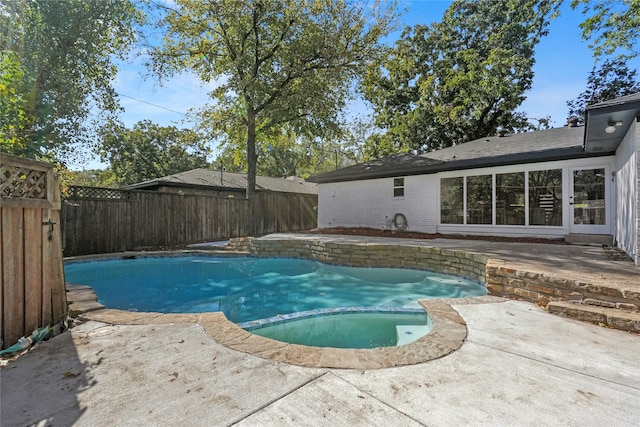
62, 186, 318, 256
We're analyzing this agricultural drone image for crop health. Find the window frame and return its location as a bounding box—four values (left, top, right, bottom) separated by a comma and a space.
438, 167, 565, 227
393, 177, 405, 198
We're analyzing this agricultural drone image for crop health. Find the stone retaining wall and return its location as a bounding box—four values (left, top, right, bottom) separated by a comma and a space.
228, 237, 640, 312
486, 265, 640, 311
228, 237, 488, 284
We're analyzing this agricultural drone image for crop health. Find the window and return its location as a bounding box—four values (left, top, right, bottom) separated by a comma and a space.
466, 175, 492, 224
496, 172, 525, 225
393, 177, 404, 197
439, 168, 563, 227
440, 177, 463, 224
529, 169, 562, 226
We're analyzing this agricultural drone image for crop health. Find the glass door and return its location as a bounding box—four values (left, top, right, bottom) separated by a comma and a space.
569, 167, 609, 234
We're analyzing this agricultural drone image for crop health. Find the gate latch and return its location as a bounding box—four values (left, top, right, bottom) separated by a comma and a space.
43, 219, 56, 241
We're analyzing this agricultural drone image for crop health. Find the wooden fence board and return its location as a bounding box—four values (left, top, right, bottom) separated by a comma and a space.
40, 212, 53, 326
0, 208, 3, 347
2, 208, 25, 346
62, 187, 318, 256
24, 208, 43, 333
47, 209, 66, 323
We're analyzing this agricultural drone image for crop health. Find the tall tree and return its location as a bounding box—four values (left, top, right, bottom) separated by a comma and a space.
68, 168, 118, 188
363, 0, 558, 154
0, 0, 143, 160
567, 58, 640, 122
149, 0, 396, 197
98, 120, 211, 186
571, 0, 640, 59
214, 126, 354, 178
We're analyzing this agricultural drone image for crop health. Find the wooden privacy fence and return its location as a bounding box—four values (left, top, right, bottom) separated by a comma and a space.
62, 186, 318, 256
0, 153, 66, 350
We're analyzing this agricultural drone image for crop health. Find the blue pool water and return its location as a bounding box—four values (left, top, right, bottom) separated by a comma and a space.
243, 309, 433, 348
64, 256, 486, 323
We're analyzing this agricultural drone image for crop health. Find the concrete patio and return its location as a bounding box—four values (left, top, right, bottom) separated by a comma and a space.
1, 300, 639, 425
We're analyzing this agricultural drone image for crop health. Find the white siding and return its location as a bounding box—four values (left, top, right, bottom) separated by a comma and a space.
317, 175, 438, 233
615, 121, 639, 265
318, 156, 617, 239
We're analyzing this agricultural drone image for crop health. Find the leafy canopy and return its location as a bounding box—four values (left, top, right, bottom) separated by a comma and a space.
0, 0, 143, 160
98, 120, 211, 186
149, 0, 397, 195
363, 0, 558, 155
571, 0, 640, 59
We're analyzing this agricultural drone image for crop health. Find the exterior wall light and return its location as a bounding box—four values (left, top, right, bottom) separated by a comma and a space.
605, 121, 623, 134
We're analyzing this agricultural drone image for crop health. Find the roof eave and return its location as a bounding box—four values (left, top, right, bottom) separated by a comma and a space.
311, 146, 611, 184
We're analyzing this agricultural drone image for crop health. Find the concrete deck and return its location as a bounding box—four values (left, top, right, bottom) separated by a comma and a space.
2, 299, 639, 426
2, 235, 639, 426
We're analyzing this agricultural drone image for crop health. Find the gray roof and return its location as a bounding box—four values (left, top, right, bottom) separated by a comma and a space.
305, 153, 445, 183
309, 91, 640, 184
586, 91, 640, 110
310, 125, 601, 183
125, 169, 318, 194
424, 125, 585, 162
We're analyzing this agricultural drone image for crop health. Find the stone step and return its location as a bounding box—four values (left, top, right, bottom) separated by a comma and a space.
582, 298, 639, 312
547, 301, 640, 333
565, 233, 613, 246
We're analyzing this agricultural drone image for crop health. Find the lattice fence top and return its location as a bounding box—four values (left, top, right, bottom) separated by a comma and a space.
1, 161, 48, 199
68, 186, 134, 200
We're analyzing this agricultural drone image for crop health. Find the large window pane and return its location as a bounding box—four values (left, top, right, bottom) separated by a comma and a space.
573, 168, 605, 225
529, 169, 562, 226
496, 172, 525, 225
466, 175, 492, 224
440, 177, 463, 224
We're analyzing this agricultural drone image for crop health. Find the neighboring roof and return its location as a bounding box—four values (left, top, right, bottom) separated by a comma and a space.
584, 91, 640, 154
124, 169, 318, 194
310, 125, 601, 183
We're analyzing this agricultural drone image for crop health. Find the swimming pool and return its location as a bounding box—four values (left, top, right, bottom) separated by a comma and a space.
64, 255, 486, 324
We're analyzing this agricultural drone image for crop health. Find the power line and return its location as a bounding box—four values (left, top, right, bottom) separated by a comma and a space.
117, 92, 187, 116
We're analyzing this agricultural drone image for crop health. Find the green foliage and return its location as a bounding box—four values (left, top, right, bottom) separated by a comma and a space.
567, 58, 640, 122
149, 0, 397, 195
68, 169, 118, 188
571, 0, 640, 59
215, 125, 358, 179
98, 120, 212, 186
363, 0, 558, 153
0, 0, 143, 160
0, 51, 32, 154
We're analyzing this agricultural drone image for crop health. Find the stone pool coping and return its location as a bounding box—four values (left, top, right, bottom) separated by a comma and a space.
66, 282, 504, 369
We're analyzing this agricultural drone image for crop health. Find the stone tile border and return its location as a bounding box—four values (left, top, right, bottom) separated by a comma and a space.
237, 306, 429, 331
66, 285, 503, 369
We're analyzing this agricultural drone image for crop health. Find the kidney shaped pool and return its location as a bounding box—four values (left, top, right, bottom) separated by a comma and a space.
65, 255, 486, 325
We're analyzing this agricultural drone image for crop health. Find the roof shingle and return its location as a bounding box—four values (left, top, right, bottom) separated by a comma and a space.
309, 126, 603, 183
125, 169, 318, 194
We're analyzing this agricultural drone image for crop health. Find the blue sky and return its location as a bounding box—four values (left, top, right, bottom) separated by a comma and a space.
87, 0, 639, 169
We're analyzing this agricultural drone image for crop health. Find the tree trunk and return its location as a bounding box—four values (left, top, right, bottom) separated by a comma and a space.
246, 107, 257, 199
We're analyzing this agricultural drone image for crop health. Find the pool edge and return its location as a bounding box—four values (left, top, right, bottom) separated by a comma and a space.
67, 284, 497, 369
